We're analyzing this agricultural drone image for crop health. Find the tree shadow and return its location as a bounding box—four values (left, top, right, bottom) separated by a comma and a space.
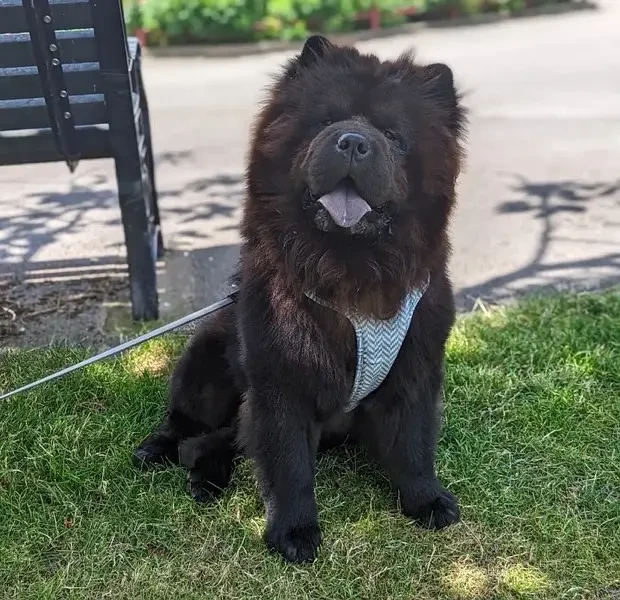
456, 175, 620, 309
160, 173, 243, 204
0, 167, 243, 273
0, 183, 119, 267
158, 173, 243, 235
156, 150, 194, 166
496, 178, 620, 217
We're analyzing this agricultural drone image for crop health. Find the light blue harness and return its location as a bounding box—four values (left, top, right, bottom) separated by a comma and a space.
306, 280, 428, 411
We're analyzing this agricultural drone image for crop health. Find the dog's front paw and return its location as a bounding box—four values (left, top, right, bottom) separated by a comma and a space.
402, 484, 460, 530
264, 521, 322, 564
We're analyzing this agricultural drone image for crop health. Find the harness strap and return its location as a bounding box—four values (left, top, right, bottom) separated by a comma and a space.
306, 277, 429, 411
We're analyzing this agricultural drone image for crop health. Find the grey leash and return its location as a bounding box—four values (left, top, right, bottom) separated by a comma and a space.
0, 293, 237, 402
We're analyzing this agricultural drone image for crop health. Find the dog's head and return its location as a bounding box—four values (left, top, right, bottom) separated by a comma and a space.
244, 36, 466, 315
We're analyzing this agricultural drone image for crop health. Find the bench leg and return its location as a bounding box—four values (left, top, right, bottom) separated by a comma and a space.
89, 20, 160, 321
114, 160, 159, 321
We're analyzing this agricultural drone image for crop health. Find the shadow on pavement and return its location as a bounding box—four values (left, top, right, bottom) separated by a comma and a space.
0, 164, 244, 274
456, 176, 620, 308
0, 183, 120, 266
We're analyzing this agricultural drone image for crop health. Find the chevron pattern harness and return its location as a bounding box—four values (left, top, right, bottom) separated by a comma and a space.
306, 279, 429, 412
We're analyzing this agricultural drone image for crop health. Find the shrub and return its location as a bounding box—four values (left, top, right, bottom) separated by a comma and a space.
133, 0, 266, 44
126, 0, 418, 44
123, 0, 568, 45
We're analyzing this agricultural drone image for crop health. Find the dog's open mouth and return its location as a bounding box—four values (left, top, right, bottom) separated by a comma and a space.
315, 178, 372, 229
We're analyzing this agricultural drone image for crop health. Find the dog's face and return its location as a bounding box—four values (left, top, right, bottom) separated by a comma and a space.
244, 36, 466, 312
302, 115, 405, 237
294, 41, 423, 239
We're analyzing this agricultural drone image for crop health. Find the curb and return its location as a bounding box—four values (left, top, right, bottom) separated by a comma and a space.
141, 0, 597, 60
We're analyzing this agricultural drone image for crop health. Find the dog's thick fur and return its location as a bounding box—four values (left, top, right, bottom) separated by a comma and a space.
134, 35, 466, 564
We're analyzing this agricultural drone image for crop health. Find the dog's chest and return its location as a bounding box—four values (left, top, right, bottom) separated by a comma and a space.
306, 285, 428, 411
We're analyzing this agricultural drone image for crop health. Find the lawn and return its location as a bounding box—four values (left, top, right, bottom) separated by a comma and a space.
0, 291, 619, 599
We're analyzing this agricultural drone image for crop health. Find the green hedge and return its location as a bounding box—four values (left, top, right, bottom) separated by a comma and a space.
125, 0, 421, 44
124, 0, 569, 46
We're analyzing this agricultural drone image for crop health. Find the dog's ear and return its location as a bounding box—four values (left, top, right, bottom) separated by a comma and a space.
422, 63, 456, 106
299, 35, 333, 68
283, 35, 333, 80
422, 63, 465, 136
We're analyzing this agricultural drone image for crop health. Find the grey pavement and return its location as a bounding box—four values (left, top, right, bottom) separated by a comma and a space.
1, 1, 619, 325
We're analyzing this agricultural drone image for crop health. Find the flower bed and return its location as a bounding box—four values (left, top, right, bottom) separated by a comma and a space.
123, 0, 577, 47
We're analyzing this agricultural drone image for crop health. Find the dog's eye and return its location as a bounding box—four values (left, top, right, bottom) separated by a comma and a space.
384, 129, 397, 141
384, 129, 408, 153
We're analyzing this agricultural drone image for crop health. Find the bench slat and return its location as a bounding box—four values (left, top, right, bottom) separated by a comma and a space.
0, 123, 112, 164
0, 30, 98, 68
0, 0, 93, 34
0, 63, 101, 100
0, 94, 106, 131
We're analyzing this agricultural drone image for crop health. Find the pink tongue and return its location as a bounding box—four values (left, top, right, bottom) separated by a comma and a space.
317, 184, 371, 228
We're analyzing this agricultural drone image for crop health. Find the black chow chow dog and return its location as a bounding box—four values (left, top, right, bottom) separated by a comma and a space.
134, 35, 466, 564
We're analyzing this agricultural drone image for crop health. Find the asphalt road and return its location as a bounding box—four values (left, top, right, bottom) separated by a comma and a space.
1, 1, 618, 320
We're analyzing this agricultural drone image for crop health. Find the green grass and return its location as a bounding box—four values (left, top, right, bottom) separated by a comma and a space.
1, 291, 619, 599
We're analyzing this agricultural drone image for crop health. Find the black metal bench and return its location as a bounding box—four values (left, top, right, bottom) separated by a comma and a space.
0, 0, 164, 321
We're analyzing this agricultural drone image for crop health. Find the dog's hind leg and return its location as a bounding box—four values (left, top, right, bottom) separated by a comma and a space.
133, 409, 201, 469
178, 425, 239, 502
133, 305, 241, 470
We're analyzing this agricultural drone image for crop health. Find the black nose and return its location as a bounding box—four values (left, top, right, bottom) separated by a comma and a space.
336, 132, 370, 162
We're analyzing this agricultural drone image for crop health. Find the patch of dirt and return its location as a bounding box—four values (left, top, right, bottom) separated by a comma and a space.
0, 275, 128, 350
